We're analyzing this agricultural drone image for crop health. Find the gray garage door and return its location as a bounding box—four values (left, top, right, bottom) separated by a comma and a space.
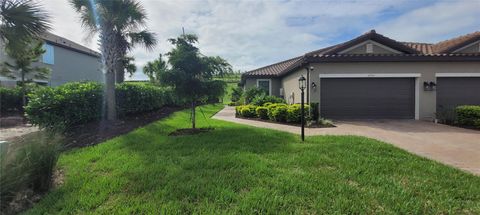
321, 78, 415, 119
437, 77, 480, 112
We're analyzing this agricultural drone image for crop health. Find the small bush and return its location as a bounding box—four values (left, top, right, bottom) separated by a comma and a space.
0, 132, 63, 209
256, 106, 269, 119
25, 82, 103, 132
230, 87, 243, 102
266, 103, 287, 120
286, 104, 311, 123
239, 105, 257, 118
0, 87, 22, 114
309, 102, 319, 122
228, 102, 237, 106
251, 94, 285, 106
244, 87, 266, 104
270, 105, 288, 122
456, 105, 480, 127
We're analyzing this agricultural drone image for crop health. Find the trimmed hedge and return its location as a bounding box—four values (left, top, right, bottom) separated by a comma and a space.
286, 104, 311, 123
25, 82, 104, 132
237, 103, 313, 124
25, 82, 180, 132
255, 106, 268, 119
116, 83, 178, 116
455, 105, 480, 128
0, 87, 22, 114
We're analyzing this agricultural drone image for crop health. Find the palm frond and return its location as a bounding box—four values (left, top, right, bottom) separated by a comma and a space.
127, 30, 157, 51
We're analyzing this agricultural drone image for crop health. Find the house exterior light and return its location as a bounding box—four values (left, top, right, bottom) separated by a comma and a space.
298, 75, 306, 90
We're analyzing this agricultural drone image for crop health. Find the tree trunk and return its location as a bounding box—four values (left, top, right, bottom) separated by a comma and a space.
115, 62, 125, 83
21, 71, 26, 109
191, 100, 196, 129
100, 27, 117, 121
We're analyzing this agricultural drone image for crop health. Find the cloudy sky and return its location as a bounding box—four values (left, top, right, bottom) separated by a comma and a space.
42, 0, 480, 80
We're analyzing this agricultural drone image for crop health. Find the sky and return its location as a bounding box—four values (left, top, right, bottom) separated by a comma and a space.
42, 0, 480, 80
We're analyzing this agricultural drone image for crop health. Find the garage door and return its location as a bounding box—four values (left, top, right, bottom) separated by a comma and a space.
437, 77, 480, 112
321, 78, 415, 119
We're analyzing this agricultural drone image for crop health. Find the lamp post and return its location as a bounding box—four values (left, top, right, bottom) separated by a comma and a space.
298, 75, 307, 141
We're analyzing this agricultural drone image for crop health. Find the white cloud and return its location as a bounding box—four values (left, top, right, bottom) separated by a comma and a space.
41, 0, 480, 81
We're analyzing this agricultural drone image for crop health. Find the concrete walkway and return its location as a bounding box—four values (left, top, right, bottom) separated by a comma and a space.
213, 106, 480, 175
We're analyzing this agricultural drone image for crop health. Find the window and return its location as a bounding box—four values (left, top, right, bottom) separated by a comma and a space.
42, 44, 54, 65
257, 79, 271, 95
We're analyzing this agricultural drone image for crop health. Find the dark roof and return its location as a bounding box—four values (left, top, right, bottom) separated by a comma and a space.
41, 32, 101, 58
242, 30, 480, 79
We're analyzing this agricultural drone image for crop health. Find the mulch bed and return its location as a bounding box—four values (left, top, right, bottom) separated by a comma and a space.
63, 107, 182, 149
169, 127, 214, 136
235, 116, 336, 128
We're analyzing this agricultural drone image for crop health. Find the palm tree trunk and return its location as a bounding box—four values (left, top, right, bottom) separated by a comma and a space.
101, 28, 117, 121
115, 62, 125, 83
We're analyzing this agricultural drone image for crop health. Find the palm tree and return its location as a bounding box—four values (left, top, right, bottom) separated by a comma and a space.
70, 0, 156, 120
0, 0, 50, 51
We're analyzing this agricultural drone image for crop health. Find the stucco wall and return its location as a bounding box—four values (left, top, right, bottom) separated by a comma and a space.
345, 42, 397, 54
0, 40, 102, 87
39, 43, 103, 86
281, 62, 480, 120
244, 77, 282, 97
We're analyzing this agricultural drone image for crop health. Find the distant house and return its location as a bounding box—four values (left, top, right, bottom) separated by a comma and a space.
0, 32, 103, 87
241, 30, 480, 121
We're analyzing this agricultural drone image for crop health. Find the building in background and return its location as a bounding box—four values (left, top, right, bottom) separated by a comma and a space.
0, 32, 103, 87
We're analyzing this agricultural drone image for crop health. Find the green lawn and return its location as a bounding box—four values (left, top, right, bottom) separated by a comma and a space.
27, 105, 480, 214
223, 82, 238, 104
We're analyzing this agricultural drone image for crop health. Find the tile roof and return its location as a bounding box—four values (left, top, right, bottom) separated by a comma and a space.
41, 32, 101, 57
432, 31, 480, 53
243, 30, 480, 79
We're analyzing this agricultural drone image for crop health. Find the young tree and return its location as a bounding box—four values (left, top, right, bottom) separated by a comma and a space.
161, 34, 231, 129
143, 54, 168, 84
0, 0, 51, 52
1, 40, 50, 107
122, 56, 136, 79
70, 0, 156, 120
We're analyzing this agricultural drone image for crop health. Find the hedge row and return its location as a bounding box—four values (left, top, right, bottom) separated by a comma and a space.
25, 82, 181, 132
236, 103, 310, 123
455, 105, 480, 128
0, 87, 22, 114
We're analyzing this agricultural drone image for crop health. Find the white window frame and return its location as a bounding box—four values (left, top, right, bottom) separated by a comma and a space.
256, 79, 272, 95
318, 73, 421, 120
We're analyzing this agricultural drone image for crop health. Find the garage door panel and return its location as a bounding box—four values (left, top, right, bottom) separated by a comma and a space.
320, 78, 415, 119
437, 77, 480, 111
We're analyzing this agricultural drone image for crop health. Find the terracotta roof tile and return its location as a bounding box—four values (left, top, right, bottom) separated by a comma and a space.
432, 31, 480, 53
243, 30, 480, 79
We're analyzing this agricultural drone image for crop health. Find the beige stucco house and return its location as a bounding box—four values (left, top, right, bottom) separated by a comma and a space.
241, 30, 480, 121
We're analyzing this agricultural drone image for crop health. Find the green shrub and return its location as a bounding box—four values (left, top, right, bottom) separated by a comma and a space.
0, 87, 22, 114
266, 103, 287, 120
251, 94, 285, 106
1, 132, 63, 209
309, 102, 319, 122
286, 104, 311, 123
244, 87, 266, 104
256, 106, 269, 119
269, 105, 288, 122
230, 87, 243, 102
25, 82, 103, 132
228, 102, 237, 106
116, 83, 179, 116
239, 105, 257, 118
25, 82, 181, 132
455, 105, 480, 127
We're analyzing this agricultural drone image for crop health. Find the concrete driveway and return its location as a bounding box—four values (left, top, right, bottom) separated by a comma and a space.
213, 106, 480, 175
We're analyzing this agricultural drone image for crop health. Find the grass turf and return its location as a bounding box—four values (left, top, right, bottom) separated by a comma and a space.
222, 82, 237, 104
27, 104, 480, 214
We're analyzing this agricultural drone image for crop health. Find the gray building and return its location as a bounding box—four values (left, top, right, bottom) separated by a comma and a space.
241, 30, 480, 121
0, 32, 103, 87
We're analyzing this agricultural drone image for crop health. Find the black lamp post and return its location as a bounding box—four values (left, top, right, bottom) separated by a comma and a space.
298, 75, 307, 141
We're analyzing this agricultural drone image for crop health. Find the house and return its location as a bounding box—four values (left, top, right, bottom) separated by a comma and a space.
241, 30, 480, 121
0, 32, 103, 87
